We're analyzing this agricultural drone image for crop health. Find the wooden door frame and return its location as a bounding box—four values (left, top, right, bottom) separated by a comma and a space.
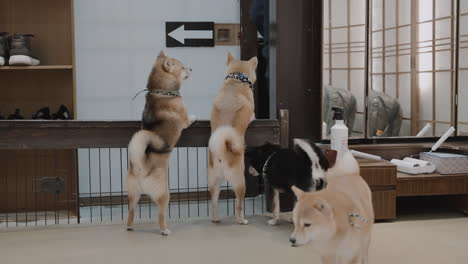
271, 0, 323, 142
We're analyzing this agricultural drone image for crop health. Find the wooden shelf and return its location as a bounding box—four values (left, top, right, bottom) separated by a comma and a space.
0, 65, 73, 70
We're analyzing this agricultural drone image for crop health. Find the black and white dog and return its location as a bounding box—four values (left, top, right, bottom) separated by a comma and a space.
245, 139, 330, 225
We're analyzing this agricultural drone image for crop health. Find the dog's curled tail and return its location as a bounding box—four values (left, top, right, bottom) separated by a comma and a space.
209, 126, 244, 157
128, 130, 167, 172
327, 150, 360, 177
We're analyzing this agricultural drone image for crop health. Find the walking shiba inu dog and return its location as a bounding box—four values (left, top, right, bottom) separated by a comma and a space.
244, 139, 330, 226
126, 51, 195, 235
208, 52, 258, 224
289, 151, 374, 264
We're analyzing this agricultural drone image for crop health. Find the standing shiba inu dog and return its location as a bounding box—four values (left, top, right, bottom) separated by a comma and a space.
290, 151, 374, 264
126, 51, 195, 235
208, 52, 258, 225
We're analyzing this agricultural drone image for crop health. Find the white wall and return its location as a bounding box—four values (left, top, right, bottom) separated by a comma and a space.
74, 0, 240, 120
74, 0, 241, 196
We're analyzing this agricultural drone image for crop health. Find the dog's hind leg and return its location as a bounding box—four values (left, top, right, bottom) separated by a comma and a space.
126, 176, 140, 231
155, 191, 171, 236
208, 169, 223, 223
227, 164, 248, 225
268, 189, 280, 225
320, 255, 337, 264
361, 235, 371, 264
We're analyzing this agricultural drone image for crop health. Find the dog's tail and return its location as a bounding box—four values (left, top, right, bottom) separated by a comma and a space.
327, 150, 360, 177
128, 130, 168, 173
209, 126, 244, 159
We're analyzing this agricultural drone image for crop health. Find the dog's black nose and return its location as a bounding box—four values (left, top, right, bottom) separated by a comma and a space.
289, 237, 296, 244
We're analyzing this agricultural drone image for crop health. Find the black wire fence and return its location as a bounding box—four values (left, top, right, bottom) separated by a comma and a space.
0, 117, 285, 228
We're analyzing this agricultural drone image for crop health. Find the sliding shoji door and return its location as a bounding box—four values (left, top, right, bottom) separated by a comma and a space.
323, 0, 367, 137
458, 0, 468, 135
416, 0, 456, 136
370, 0, 456, 137
370, 0, 413, 136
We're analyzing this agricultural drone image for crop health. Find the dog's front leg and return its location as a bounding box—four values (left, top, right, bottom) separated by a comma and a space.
186, 114, 197, 128
268, 189, 280, 225
249, 112, 256, 123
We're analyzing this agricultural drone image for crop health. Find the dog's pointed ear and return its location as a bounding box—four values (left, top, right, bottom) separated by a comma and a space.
291, 186, 304, 199
158, 50, 166, 58
314, 198, 332, 217
163, 57, 175, 73
249, 56, 258, 69
248, 166, 260, 176
227, 52, 235, 65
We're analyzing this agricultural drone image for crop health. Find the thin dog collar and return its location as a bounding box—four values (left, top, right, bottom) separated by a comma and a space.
225, 72, 253, 90
132, 89, 180, 101
149, 90, 180, 97
131, 89, 180, 101
348, 212, 369, 229
262, 152, 277, 176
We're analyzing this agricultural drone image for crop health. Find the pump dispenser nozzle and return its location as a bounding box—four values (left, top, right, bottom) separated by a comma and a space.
332, 107, 344, 120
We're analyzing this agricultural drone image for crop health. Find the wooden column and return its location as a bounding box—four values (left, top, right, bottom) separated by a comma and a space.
273, 0, 323, 142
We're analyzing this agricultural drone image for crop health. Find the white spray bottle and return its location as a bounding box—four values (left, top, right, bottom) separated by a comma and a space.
330, 107, 348, 159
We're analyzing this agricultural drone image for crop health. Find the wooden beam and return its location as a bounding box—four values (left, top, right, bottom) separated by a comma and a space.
0, 120, 280, 149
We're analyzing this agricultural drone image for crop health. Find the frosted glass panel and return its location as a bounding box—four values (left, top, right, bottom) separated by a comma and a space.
385, 56, 396, 72
435, 19, 451, 39
332, 53, 348, 68
398, 0, 411, 25
435, 72, 452, 122
399, 26, 411, 44
418, 53, 433, 72
372, 75, 383, 92
462, 0, 468, 13
385, 75, 397, 98
351, 52, 365, 68
372, 0, 384, 30
435, 50, 451, 71
350, 26, 365, 42
460, 49, 468, 68
419, 22, 433, 42
332, 70, 348, 89
459, 73, 468, 124
331, 0, 348, 27
350, 0, 366, 25
384, 0, 397, 28
332, 28, 348, 43
419, 72, 433, 121
435, 0, 451, 19
398, 74, 411, 117
385, 29, 397, 47
419, 0, 433, 22
350, 70, 365, 112
372, 57, 383, 73
399, 55, 411, 72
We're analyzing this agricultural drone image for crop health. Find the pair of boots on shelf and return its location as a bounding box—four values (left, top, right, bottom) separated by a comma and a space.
0, 32, 40, 66
0, 105, 71, 120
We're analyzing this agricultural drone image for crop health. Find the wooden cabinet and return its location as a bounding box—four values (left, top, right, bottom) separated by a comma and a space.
358, 159, 397, 220
0, 0, 77, 217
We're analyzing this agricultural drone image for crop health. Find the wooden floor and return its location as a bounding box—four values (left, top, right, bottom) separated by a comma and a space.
1, 214, 468, 264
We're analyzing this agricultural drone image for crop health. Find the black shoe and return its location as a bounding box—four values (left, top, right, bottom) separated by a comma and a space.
8, 34, 40, 66
32, 107, 51, 119
51, 105, 72, 120
0, 32, 8, 66
8, 109, 24, 120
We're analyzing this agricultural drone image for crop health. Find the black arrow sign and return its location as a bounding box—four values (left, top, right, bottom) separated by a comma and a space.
166, 22, 214, 47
